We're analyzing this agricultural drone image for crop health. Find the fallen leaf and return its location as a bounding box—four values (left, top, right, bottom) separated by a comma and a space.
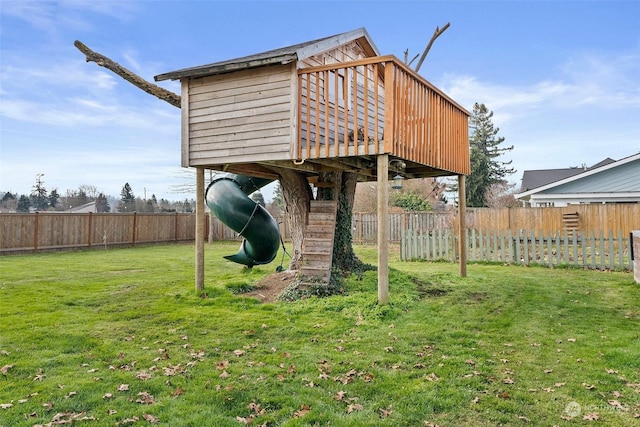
1, 402, 13, 409
117, 384, 129, 392
503, 378, 514, 384
233, 349, 245, 357
379, 406, 393, 417
136, 391, 155, 404
103, 393, 113, 399
347, 403, 363, 413
64, 391, 77, 399
583, 412, 599, 420
424, 372, 439, 382
136, 371, 152, 381
294, 404, 310, 418
143, 413, 160, 423
0, 350, 9, 356
608, 400, 627, 411
1, 364, 14, 375
335, 391, 347, 401
171, 387, 185, 397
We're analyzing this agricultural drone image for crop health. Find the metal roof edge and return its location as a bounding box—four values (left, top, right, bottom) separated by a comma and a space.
155, 27, 380, 82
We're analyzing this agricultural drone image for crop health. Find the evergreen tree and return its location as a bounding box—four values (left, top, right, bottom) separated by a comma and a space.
272, 183, 285, 209
48, 189, 60, 209
17, 194, 31, 212
117, 183, 135, 212
96, 193, 110, 212
30, 174, 48, 210
465, 103, 514, 207
251, 191, 265, 207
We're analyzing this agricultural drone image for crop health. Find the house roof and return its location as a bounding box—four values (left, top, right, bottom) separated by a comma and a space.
519, 157, 617, 193
155, 28, 380, 82
515, 152, 640, 200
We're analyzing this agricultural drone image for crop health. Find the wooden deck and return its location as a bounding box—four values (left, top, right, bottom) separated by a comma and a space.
297, 55, 470, 178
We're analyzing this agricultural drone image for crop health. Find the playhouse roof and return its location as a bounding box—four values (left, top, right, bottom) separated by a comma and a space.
155, 27, 379, 82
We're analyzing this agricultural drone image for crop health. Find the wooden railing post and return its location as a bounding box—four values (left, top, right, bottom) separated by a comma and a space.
383, 62, 395, 154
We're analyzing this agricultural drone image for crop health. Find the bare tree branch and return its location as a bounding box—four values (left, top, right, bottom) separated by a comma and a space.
414, 22, 450, 73
73, 40, 181, 108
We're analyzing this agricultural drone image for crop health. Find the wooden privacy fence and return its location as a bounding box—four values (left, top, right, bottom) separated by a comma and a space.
401, 228, 634, 271
0, 212, 197, 253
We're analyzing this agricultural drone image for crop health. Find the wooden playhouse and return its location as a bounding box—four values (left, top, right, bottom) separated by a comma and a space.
155, 28, 470, 301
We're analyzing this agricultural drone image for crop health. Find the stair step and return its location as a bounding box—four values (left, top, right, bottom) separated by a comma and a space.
304, 251, 332, 258
308, 212, 335, 223
307, 224, 335, 232
306, 232, 334, 240
310, 200, 338, 213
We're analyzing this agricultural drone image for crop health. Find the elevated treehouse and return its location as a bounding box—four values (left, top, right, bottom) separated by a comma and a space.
155, 28, 469, 286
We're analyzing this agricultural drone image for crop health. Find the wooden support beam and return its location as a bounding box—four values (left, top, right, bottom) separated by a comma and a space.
458, 174, 467, 277
377, 154, 389, 305
195, 167, 205, 292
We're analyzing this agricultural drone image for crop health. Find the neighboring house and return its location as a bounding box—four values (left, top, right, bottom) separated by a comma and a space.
65, 201, 97, 213
515, 153, 640, 207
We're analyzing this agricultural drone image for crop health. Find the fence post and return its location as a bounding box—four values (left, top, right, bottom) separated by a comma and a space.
33, 212, 39, 252
131, 212, 137, 246
87, 212, 93, 247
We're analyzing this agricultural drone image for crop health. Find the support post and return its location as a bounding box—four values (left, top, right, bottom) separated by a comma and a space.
195, 167, 205, 292
458, 174, 467, 277
377, 154, 389, 304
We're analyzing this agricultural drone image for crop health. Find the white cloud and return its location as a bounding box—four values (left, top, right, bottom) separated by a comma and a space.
0, 1, 138, 33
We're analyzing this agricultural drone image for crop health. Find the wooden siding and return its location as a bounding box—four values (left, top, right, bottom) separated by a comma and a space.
297, 56, 470, 176
186, 64, 294, 166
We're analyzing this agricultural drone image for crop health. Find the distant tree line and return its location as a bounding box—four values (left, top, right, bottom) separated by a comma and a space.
0, 176, 194, 213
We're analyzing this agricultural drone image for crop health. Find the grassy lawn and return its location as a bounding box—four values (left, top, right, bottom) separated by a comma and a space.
1, 242, 639, 426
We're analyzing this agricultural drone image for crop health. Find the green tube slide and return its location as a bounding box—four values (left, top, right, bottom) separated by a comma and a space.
205, 173, 280, 267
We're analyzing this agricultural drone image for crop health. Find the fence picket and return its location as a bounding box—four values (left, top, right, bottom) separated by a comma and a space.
399, 228, 633, 272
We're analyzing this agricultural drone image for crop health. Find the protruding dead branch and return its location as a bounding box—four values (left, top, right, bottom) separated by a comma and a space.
74, 40, 181, 108
414, 22, 451, 73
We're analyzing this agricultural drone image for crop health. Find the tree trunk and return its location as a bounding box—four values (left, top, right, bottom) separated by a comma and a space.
266, 167, 312, 270
318, 171, 372, 275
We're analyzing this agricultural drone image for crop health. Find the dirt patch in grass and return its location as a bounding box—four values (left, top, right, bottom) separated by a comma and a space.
412, 277, 450, 299
242, 270, 299, 302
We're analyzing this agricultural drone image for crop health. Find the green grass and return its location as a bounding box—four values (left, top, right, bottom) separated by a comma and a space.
1, 242, 639, 426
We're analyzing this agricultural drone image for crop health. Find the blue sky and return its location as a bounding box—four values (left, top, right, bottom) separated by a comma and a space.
1, 0, 639, 201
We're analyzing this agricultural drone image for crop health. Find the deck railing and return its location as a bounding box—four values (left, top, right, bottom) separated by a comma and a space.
297, 55, 470, 175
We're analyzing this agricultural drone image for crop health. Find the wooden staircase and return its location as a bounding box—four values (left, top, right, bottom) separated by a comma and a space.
299, 200, 338, 283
